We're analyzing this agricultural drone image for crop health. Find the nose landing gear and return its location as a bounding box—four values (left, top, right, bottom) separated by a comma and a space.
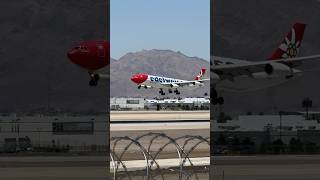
89, 73, 99, 86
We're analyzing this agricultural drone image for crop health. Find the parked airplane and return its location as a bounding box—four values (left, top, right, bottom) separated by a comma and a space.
67, 40, 109, 86
131, 68, 209, 95
211, 23, 320, 105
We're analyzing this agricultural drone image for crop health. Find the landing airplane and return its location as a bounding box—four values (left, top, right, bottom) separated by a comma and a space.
131, 68, 209, 95
211, 22, 320, 105
67, 40, 109, 86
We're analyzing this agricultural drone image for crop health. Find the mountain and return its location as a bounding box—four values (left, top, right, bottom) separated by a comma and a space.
212, 0, 320, 115
110, 49, 210, 98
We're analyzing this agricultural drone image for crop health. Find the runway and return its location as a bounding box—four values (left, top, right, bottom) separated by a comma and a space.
212, 155, 320, 180
110, 110, 210, 122
110, 110, 210, 131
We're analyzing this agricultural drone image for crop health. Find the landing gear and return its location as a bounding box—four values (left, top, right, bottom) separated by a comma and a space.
212, 88, 224, 105
168, 89, 180, 95
212, 88, 218, 99
174, 89, 180, 95
159, 89, 165, 95
89, 72, 99, 86
138, 85, 141, 89
213, 97, 224, 105
89, 80, 98, 86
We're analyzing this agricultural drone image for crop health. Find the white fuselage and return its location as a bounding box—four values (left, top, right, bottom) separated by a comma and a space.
140, 75, 204, 89
211, 57, 302, 92
143, 75, 185, 88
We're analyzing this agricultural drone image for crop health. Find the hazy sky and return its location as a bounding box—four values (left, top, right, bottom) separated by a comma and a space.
111, 0, 210, 60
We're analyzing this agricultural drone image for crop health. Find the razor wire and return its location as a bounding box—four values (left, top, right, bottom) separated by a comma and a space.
110, 132, 210, 180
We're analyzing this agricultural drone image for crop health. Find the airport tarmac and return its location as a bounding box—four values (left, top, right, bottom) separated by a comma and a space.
2, 155, 320, 179
110, 110, 210, 122
212, 155, 320, 180
111, 121, 209, 131
0, 166, 108, 180
110, 110, 210, 131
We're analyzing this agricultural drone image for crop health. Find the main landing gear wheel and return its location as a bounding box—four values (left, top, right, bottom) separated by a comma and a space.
159, 89, 165, 95
212, 97, 224, 105
89, 79, 98, 86
174, 89, 180, 95
212, 88, 218, 99
89, 73, 99, 87
212, 88, 224, 105
168, 89, 173, 93
217, 97, 224, 105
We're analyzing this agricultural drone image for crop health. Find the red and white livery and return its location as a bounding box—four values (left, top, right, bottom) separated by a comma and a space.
131, 68, 209, 95
67, 40, 110, 86
211, 22, 320, 105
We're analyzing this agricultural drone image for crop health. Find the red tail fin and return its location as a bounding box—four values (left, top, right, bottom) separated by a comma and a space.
269, 22, 306, 60
194, 68, 206, 80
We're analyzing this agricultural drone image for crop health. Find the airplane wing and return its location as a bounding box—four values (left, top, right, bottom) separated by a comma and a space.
212, 55, 320, 80
161, 79, 210, 88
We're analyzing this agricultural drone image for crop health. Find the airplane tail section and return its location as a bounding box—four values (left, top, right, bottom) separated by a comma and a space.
194, 68, 206, 80
269, 22, 306, 60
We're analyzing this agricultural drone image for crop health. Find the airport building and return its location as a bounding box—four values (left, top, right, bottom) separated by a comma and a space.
110, 97, 210, 110
0, 115, 107, 153
110, 97, 145, 110
211, 112, 320, 154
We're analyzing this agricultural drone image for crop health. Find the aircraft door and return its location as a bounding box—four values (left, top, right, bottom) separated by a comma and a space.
97, 43, 105, 57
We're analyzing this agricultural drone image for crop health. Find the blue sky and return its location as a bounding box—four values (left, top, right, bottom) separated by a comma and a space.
111, 0, 210, 60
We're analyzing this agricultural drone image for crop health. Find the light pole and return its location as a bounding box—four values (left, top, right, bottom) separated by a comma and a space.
37, 127, 41, 147
279, 111, 282, 142
302, 98, 312, 120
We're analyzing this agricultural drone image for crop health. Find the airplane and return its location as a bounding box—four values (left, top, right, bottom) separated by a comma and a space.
131, 68, 209, 95
211, 22, 320, 105
67, 40, 109, 86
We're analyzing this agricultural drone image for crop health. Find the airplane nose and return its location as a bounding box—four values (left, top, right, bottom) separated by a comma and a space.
131, 74, 148, 84
67, 48, 77, 61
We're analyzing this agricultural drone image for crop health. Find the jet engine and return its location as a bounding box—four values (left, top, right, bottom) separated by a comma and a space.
170, 84, 179, 88
192, 81, 204, 86
264, 62, 291, 75
211, 72, 220, 80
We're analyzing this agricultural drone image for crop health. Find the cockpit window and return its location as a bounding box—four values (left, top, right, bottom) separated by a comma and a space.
75, 46, 88, 52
